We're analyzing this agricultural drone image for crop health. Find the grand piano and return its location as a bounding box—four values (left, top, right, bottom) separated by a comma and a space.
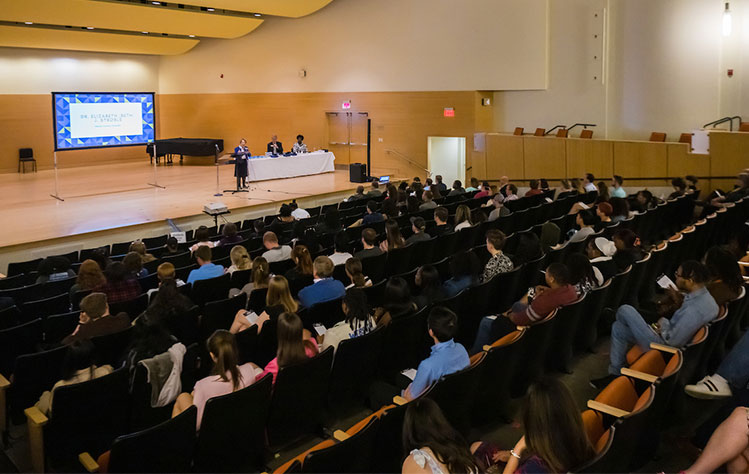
146, 138, 224, 164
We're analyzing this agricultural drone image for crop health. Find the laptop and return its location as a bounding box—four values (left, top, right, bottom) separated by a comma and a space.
378, 175, 391, 184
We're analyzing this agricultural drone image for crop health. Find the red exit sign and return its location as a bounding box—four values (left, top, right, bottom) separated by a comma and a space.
443, 107, 455, 117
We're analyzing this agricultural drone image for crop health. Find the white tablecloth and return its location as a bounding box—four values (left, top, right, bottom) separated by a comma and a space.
246, 151, 336, 181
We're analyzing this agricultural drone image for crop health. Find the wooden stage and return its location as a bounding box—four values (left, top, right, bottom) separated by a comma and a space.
0, 162, 366, 269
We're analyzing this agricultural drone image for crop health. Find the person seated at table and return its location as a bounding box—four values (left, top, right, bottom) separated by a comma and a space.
267, 135, 283, 155
292, 134, 307, 154
233, 138, 250, 188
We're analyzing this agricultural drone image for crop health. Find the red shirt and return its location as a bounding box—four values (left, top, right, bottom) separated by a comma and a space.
510, 284, 578, 326
525, 189, 543, 197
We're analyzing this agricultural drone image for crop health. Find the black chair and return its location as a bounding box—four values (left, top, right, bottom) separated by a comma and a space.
473, 330, 525, 426
37, 276, 78, 299
90, 326, 134, 367
129, 363, 174, 432
200, 294, 247, 340
301, 417, 380, 473
327, 326, 385, 421
575, 280, 612, 353
0, 305, 21, 329
432, 232, 461, 261
360, 253, 387, 283
385, 246, 413, 276
108, 293, 148, 319
545, 295, 587, 373
234, 325, 259, 365
167, 305, 200, 346
247, 287, 269, 313
18, 147, 37, 173
0, 318, 42, 378
42, 311, 80, 344
269, 259, 296, 276
161, 252, 193, 269
194, 374, 273, 473
267, 347, 334, 451
370, 401, 409, 473
0, 273, 34, 290
230, 268, 252, 289
488, 265, 524, 314
299, 298, 345, 330
191, 273, 232, 306
71, 289, 93, 311
426, 353, 486, 436
378, 307, 431, 382
361, 279, 386, 308
137, 272, 159, 292
511, 309, 558, 397
6, 257, 42, 277
106, 405, 197, 473
8, 345, 68, 425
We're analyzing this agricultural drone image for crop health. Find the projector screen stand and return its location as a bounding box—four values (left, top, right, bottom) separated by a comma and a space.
147, 143, 166, 190
49, 151, 64, 201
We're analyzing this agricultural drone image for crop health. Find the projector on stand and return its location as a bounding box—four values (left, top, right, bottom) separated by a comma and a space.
204, 202, 228, 215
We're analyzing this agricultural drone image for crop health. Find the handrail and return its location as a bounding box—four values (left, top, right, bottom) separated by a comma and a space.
544, 125, 566, 136
567, 123, 596, 132
704, 116, 741, 131
384, 148, 432, 177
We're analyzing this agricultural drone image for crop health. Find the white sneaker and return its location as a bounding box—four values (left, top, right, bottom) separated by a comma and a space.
685, 374, 732, 399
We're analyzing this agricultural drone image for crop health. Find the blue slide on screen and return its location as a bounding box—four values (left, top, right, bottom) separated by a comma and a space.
53, 92, 155, 151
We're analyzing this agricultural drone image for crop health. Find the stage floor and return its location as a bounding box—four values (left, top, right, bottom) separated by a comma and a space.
0, 162, 364, 249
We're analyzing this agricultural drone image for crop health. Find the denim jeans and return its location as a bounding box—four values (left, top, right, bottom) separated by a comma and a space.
471, 315, 517, 355
717, 330, 749, 389
609, 305, 664, 375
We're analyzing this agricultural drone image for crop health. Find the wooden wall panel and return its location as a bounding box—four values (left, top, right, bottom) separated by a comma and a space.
565, 138, 613, 181
485, 133, 524, 180
667, 144, 710, 178
523, 137, 566, 179
710, 132, 749, 177
613, 141, 668, 178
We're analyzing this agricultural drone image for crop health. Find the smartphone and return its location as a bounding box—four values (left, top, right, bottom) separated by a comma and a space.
313, 323, 327, 336
243, 311, 258, 325
656, 274, 677, 290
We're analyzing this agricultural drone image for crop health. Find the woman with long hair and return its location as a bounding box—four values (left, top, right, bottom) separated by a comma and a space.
345, 257, 372, 289
146, 266, 194, 326
402, 398, 478, 474
125, 315, 177, 389
380, 219, 406, 252
230, 275, 298, 334
414, 265, 446, 308
123, 251, 148, 278
101, 261, 141, 304
233, 257, 271, 296
454, 205, 473, 231
69, 259, 106, 300
172, 330, 258, 429
129, 241, 156, 264
226, 245, 251, 274
255, 312, 318, 384
566, 253, 599, 296
321, 288, 375, 352
374, 276, 418, 326
473, 378, 594, 473
285, 245, 313, 282
595, 181, 610, 203
611, 229, 644, 271
704, 246, 743, 305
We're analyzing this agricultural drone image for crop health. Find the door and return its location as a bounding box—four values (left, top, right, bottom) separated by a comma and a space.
325, 112, 368, 167
427, 137, 466, 186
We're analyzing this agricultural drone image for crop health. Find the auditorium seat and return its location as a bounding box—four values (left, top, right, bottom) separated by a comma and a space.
678, 133, 693, 146
511, 309, 558, 397
194, 374, 273, 473
546, 295, 587, 373
0, 318, 42, 378
160, 251, 193, 269
574, 279, 611, 353
601, 266, 632, 320
298, 297, 345, 330
20, 292, 71, 322
724, 285, 748, 350
534, 128, 545, 136
472, 329, 525, 425
740, 122, 749, 132
200, 294, 247, 340
573, 409, 616, 472
649, 132, 667, 142
378, 307, 431, 382
91, 326, 133, 367
361, 278, 386, 308
619, 252, 651, 307
267, 347, 334, 451
26, 367, 130, 472
426, 352, 486, 436
190, 273, 232, 307
299, 417, 380, 473
580, 129, 594, 139
556, 128, 569, 137
108, 293, 148, 320
7, 257, 43, 277
371, 398, 411, 473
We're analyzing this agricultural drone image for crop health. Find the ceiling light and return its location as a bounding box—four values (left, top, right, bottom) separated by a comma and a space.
86, 26, 94, 29
207, 8, 214, 11
188, 34, 195, 38
723, 2, 732, 37
24, 21, 33, 25
152, 1, 161, 4
141, 31, 149, 34
254, 13, 261, 17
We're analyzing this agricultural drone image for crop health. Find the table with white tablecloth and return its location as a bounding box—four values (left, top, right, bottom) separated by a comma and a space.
246, 151, 336, 181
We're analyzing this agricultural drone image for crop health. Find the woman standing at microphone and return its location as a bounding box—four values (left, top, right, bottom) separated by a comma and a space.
234, 138, 250, 189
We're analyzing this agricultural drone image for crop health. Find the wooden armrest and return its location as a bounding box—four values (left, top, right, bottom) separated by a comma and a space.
516, 325, 529, 330
482, 345, 492, 351
79, 452, 100, 473
587, 400, 631, 418
25, 406, 48, 473
393, 396, 408, 406
0, 374, 9, 390
333, 430, 350, 442
0, 374, 8, 443
620, 367, 658, 383
650, 342, 678, 354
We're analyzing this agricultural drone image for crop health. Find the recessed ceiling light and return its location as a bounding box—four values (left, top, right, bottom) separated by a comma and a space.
24, 21, 33, 25
141, 31, 149, 34
254, 13, 261, 17
188, 34, 195, 38
86, 26, 94, 29
207, 8, 214, 11
152, 1, 161, 4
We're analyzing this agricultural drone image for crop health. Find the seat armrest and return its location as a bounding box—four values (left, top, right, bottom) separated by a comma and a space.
587, 400, 631, 418
392, 396, 408, 406
620, 367, 659, 383
79, 452, 100, 473
649, 342, 678, 353
333, 430, 350, 442
25, 407, 48, 473
0, 374, 9, 438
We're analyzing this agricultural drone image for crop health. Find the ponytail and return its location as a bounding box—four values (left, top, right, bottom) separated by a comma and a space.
207, 330, 243, 391
345, 258, 367, 288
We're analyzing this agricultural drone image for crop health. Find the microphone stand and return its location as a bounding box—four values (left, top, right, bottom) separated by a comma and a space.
214, 143, 222, 197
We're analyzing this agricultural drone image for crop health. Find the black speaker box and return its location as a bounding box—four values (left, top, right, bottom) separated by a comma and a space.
349, 163, 367, 183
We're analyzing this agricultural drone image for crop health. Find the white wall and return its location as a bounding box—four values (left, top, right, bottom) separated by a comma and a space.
0, 47, 159, 95
158, 0, 549, 93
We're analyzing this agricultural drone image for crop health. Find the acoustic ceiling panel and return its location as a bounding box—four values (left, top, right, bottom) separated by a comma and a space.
163, 0, 334, 18
0, 0, 262, 39
0, 25, 198, 55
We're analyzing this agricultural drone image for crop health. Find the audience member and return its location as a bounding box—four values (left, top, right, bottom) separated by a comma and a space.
361, 200, 385, 226
432, 207, 454, 236
172, 330, 259, 429
525, 179, 543, 197
710, 171, 749, 208
124, 315, 179, 379
289, 200, 310, 220
471, 263, 577, 353
284, 245, 314, 285
611, 175, 626, 198
123, 252, 148, 279
320, 289, 375, 352
402, 398, 479, 474
407, 217, 431, 245
482, 230, 513, 281
380, 219, 406, 252
433, 175, 448, 194
669, 177, 688, 200
36, 256, 76, 284
403, 307, 469, 400
448, 180, 466, 197
504, 184, 519, 201
344, 257, 372, 289
251, 219, 266, 239
443, 251, 478, 298
583, 173, 597, 193
261, 231, 292, 262
474, 182, 491, 200
35, 340, 113, 416
611, 229, 643, 270
454, 205, 473, 231
632, 190, 658, 213
486, 194, 509, 221
567, 253, 599, 296
329, 232, 353, 266
596, 181, 610, 202
686, 175, 699, 192
253, 312, 318, 385
63, 292, 130, 344
348, 185, 367, 201
366, 180, 383, 197
129, 241, 156, 264
269, 205, 295, 234
703, 246, 744, 305
216, 223, 242, 247
590, 260, 718, 388
226, 245, 251, 274
609, 197, 630, 223
145, 264, 192, 325
419, 190, 438, 210
465, 177, 480, 192
586, 237, 618, 284
88, 248, 112, 271
164, 237, 180, 255
406, 195, 421, 214
568, 210, 596, 243
539, 222, 561, 252
540, 179, 550, 190
69, 259, 106, 299
511, 232, 543, 267
683, 407, 749, 473
374, 277, 418, 325
187, 245, 224, 285
355, 228, 384, 259
101, 261, 141, 303
232, 257, 271, 297
231, 275, 297, 334
189, 226, 215, 253
414, 265, 446, 308
570, 178, 585, 195
298, 256, 346, 307
381, 197, 400, 219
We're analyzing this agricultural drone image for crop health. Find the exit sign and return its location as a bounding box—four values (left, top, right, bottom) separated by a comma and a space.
443, 107, 455, 117
342, 101, 351, 110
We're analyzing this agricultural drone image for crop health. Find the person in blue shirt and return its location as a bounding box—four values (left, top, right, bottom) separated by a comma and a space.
298, 256, 346, 308
186, 246, 225, 285
403, 306, 470, 400
591, 260, 718, 389
361, 200, 384, 226
610, 174, 627, 198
